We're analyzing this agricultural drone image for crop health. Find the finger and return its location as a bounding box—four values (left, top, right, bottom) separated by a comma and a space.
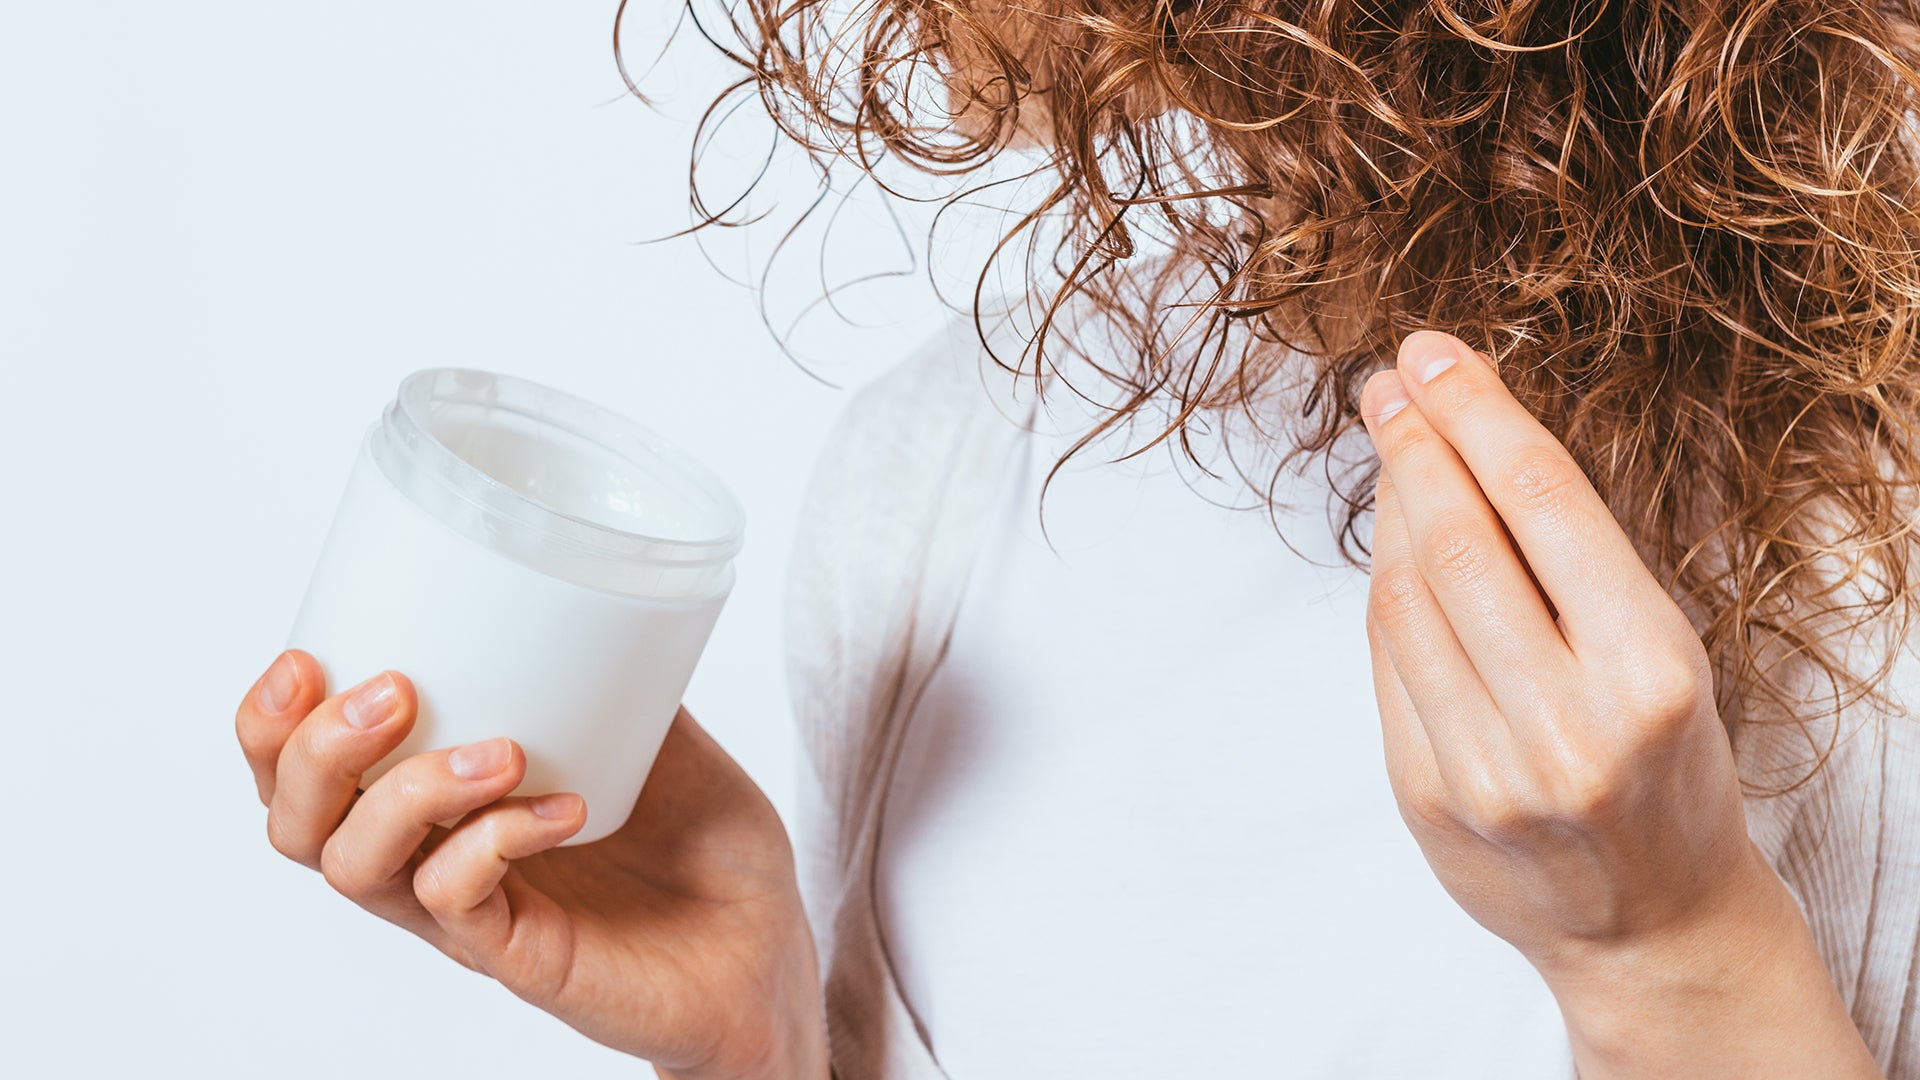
1392, 331, 1689, 653
265, 671, 416, 870
1362, 368, 1573, 717
236, 650, 327, 805
413, 793, 587, 996
1365, 465, 1514, 786
319, 738, 529, 945
1365, 479, 1443, 804
1366, 612, 1452, 830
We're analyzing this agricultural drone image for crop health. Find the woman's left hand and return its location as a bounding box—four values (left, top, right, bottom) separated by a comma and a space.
1360, 331, 1881, 1078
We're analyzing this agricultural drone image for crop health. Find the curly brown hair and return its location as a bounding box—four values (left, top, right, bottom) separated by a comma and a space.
629, 0, 1920, 784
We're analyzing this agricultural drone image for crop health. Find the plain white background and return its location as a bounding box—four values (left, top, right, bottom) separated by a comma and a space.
1, 4, 991, 1074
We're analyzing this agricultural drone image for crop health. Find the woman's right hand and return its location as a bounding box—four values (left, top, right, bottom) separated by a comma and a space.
234, 650, 829, 1080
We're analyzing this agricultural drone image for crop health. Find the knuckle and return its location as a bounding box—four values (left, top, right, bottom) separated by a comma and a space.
1393, 779, 1456, 835
1499, 448, 1585, 522
412, 859, 456, 914
1390, 768, 1445, 821
375, 751, 456, 816
273, 724, 342, 800
318, 837, 367, 898
265, 811, 313, 867
471, 812, 510, 856
1380, 747, 1424, 798
1368, 566, 1430, 630
1455, 770, 1534, 842
1419, 513, 1496, 590
1614, 654, 1706, 726
1551, 760, 1628, 825
283, 716, 331, 775
388, 768, 435, 812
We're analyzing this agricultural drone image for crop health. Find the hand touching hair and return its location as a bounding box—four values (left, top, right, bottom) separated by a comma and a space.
661, 0, 1920, 770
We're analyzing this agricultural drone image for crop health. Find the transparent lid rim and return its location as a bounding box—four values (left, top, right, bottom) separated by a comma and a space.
379, 368, 746, 569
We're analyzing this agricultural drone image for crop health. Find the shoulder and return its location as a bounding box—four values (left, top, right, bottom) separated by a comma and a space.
787, 308, 1032, 580
780, 306, 1036, 746
818, 308, 1034, 462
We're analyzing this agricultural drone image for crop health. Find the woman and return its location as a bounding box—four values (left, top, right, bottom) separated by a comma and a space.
234, 0, 1920, 1076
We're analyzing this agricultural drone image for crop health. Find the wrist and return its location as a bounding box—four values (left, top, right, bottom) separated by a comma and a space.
1538, 844, 1878, 1078
652, 892, 831, 1080
656, 1057, 827, 1080
652, 985, 830, 1080
655, 1033, 828, 1080
1540, 844, 1782, 1013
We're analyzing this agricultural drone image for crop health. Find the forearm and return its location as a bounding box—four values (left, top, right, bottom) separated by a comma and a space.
1543, 845, 1881, 1079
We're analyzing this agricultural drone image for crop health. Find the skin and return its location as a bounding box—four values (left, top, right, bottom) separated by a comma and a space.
234, 345, 1890, 1076
234, 655, 830, 1080
1360, 331, 1884, 1078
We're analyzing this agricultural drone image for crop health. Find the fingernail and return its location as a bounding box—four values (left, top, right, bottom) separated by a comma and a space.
1368, 375, 1411, 427
342, 673, 398, 730
448, 738, 512, 781
530, 793, 583, 821
259, 653, 300, 714
1408, 344, 1459, 385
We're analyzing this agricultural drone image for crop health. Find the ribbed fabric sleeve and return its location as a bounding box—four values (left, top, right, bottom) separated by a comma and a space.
1739, 611, 1920, 1075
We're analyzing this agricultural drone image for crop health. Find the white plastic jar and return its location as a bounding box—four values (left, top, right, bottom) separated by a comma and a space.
287, 368, 744, 845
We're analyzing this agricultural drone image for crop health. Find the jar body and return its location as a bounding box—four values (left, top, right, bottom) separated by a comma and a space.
288, 431, 733, 846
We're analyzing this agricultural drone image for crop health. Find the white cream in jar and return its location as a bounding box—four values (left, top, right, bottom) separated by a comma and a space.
287, 368, 744, 845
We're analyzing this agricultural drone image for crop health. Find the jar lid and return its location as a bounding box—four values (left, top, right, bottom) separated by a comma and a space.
370, 368, 744, 598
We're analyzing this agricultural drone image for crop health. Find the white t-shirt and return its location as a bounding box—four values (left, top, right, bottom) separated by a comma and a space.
873, 388, 1577, 1077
